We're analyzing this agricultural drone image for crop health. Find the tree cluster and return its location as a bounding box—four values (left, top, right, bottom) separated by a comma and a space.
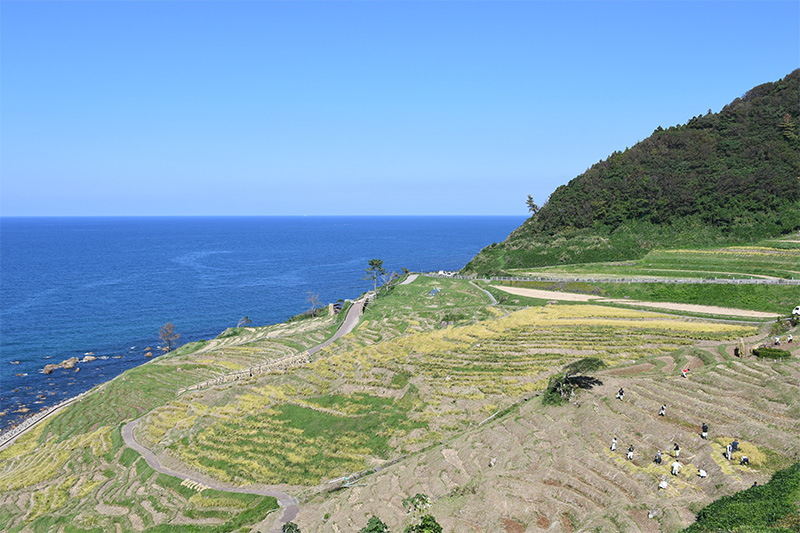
466, 70, 800, 275
530, 70, 799, 234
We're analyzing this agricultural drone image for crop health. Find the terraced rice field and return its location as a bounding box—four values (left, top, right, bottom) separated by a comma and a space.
509, 240, 800, 280
294, 347, 800, 532
0, 313, 336, 532
0, 276, 794, 532
141, 301, 756, 491
0, 416, 278, 532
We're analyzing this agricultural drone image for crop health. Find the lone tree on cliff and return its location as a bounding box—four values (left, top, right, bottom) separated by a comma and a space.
306, 291, 322, 314
526, 194, 540, 215
158, 322, 181, 353
363, 258, 386, 293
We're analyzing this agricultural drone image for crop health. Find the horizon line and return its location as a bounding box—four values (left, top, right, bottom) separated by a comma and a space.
0, 213, 529, 218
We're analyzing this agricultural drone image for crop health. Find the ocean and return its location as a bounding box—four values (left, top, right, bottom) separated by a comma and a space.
0, 216, 524, 431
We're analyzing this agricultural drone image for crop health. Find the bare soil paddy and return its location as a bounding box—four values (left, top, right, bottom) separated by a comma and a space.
294, 350, 800, 532
603, 363, 655, 375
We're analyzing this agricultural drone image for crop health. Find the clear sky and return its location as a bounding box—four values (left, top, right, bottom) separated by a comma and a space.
1, 1, 798, 216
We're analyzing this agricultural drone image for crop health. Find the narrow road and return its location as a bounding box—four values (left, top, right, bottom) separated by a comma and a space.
121, 296, 368, 530
308, 297, 364, 355
122, 419, 299, 532
492, 285, 780, 318
399, 273, 419, 285
470, 280, 497, 305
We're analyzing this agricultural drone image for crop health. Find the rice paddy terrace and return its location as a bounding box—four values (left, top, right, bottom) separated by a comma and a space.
0, 271, 798, 532
506, 238, 800, 282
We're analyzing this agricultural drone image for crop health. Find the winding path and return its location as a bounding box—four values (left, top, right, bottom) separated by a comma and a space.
470, 280, 497, 305
120, 295, 369, 531
123, 419, 298, 532
307, 297, 365, 355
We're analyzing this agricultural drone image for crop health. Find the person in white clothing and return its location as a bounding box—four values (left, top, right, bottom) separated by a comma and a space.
671, 460, 681, 476
611, 437, 617, 451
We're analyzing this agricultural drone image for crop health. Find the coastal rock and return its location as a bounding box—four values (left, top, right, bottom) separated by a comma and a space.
145, 352, 153, 358
43, 356, 83, 374
74, 367, 80, 373
61, 357, 79, 369
81, 355, 97, 363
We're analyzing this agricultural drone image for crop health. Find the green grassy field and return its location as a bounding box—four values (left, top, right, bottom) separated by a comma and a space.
508, 243, 800, 280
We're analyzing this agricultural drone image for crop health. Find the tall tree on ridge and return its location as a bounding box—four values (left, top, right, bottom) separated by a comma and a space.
364, 258, 386, 293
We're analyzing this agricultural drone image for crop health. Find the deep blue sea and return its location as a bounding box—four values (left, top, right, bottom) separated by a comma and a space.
0, 216, 524, 431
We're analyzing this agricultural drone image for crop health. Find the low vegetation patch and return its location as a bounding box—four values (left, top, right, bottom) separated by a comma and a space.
684, 462, 800, 532
752, 347, 792, 359
594, 282, 800, 315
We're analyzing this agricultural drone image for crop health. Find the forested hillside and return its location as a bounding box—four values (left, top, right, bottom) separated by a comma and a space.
465, 70, 800, 275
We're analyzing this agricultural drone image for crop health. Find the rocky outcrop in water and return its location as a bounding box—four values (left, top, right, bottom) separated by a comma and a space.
42, 357, 81, 374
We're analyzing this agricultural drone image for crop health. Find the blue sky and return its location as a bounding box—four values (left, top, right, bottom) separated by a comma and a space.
1, 1, 798, 216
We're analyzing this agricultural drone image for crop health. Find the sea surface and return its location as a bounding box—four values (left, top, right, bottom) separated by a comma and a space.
0, 216, 524, 431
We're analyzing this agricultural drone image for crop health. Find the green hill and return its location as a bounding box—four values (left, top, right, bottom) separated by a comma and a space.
465, 70, 800, 275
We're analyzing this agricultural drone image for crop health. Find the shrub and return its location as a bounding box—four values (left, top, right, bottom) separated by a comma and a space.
543, 358, 605, 406
360, 516, 390, 533
404, 515, 443, 533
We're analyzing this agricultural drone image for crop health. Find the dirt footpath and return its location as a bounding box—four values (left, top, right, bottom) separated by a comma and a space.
493, 285, 597, 301
491, 285, 779, 318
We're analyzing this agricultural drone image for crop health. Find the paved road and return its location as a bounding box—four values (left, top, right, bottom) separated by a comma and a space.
399, 273, 419, 285
122, 419, 299, 532
308, 297, 364, 355
470, 280, 497, 305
